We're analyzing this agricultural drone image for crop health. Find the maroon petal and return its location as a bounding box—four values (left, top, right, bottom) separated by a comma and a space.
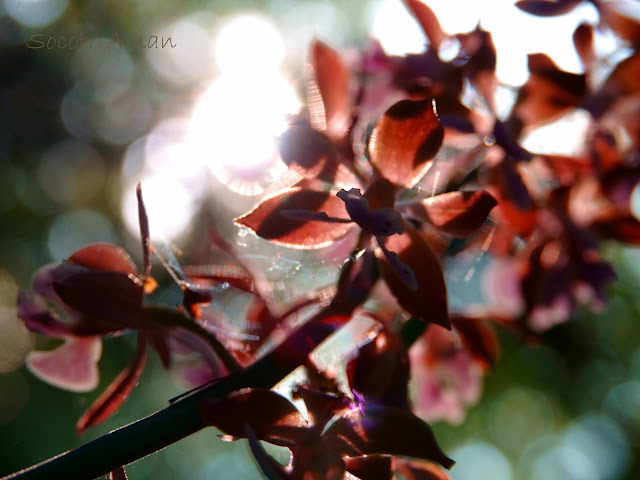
281, 209, 352, 224
53, 271, 144, 330
76, 337, 147, 434
403, 0, 446, 49
369, 99, 444, 189
333, 250, 379, 311
376, 236, 417, 291
136, 182, 152, 278
347, 329, 410, 408
234, 188, 356, 249
599, 0, 640, 45
451, 316, 499, 371
183, 264, 257, 295
26, 337, 102, 392
293, 386, 351, 429
490, 157, 538, 236
376, 223, 449, 329
397, 190, 498, 237
573, 23, 595, 70
33, 262, 86, 303
29, 264, 131, 336
344, 455, 392, 480
600, 51, 640, 100
17, 290, 73, 338
68, 244, 137, 275
245, 425, 290, 480
323, 405, 455, 469
515, 0, 582, 16
311, 40, 351, 134
513, 54, 586, 129
147, 329, 172, 369
202, 388, 310, 447
456, 28, 497, 106
278, 125, 340, 181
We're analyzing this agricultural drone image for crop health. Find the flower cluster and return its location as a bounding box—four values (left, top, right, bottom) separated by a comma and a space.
9, 1, 640, 479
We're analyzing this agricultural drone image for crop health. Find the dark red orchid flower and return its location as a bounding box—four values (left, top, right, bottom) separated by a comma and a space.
16, 244, 148, 392
16, 185, 239, 433
201, 354, 455, 480
238, 97, 497, 331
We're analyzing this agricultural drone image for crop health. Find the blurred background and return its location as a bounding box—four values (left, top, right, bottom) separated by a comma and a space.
1, 0, 639, 478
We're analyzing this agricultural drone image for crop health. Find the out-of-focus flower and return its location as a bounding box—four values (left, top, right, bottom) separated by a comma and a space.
17, 244, 148, 391
409, 321, 495, 425
16, 186, 237, 433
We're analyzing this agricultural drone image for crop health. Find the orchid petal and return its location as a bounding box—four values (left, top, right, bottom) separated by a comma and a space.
451, 316, 499, 371
53, 271, 144, 330
397, 191, 497, 237
245, 425, 290, 480
344, 455, 393, 480
347, 329, 410, 408
376, 236, 418, 292
369, 99, 443, 189
68, 244, 137, 275
17, 290, 73, 338
323, 404, 455, 469
281, 209, 353, 223
26, 337, 102, 392
279, 125, 340, 181
403, 0, 446, 49
136, 183, 152, 278
376, 224, 449, 329
235, 188, 356, 249
599, 0, 640, 46
513, 54, 586, 129
76, 337, 147, 433
311, 39, 350, 135
202, 388, 310, 447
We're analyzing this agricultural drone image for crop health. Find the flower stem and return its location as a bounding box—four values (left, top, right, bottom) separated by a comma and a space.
1, 353, 281, 480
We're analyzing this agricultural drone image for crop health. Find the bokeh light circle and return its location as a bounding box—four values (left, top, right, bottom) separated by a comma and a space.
214, 14, 285, 74
47, 209, 117, 261
4, 0, 68, 28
